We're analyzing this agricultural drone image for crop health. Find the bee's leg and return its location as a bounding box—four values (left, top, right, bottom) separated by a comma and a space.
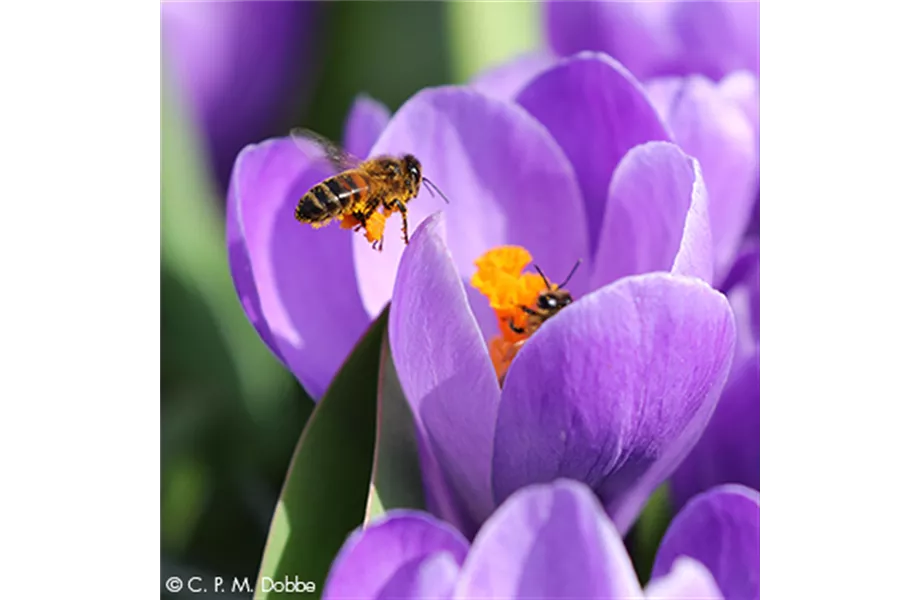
352, 210, 368, 232
508, 318, 526, 335
395, 200, 410, 245
519, 305, 539, 316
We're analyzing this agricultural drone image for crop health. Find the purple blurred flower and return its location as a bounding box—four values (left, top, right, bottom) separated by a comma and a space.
161, 0, 319, 190
545, 0, 759, 81
228, 54, 747, 538
323, 479, 759, 600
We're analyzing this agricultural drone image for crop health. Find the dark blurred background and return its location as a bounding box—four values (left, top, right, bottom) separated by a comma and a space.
161, 2, 539, 594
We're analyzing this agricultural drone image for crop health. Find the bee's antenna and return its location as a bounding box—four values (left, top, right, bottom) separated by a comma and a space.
532, 264, 552, 290
422, 177, 450, 204
559, 259, 583, 288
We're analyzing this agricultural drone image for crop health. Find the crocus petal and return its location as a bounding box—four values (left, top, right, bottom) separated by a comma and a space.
644, 557, 724, 600
670, 348, 760, 510
545, 1, 759, 81
516, 52, 671, 255
494, 273, 736, 533
470, 51, 558, 102
589, 141, 713, 290
227, 137, 371, 399
344, 94, 391, 159
671, 247, 760, 508
389, 213, 501, 536
324, 511, 469, 600
454, 480, 644, 600
652, 485, 760, 600
645, 75, 757, 281
354, 85, 589, 323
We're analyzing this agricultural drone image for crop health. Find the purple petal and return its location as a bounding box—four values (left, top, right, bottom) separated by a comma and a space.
324, 511, 468, 600
670, 349, 760, 510
388, 213, 501, 536
470, 51, 558, 102
493, 273, 736, 533
644, 557, 724, 599
353, 86, 589, 323
589, 141, 713, 290
227, 137, 371, 399
645, 75, 757, 280
344, 94, 391, 159
671, 247, 760, 508
162, 0, 318, 189
454, 480, 643, 600
652, 485, 760, 600
516, 52, 671, 255
544, 1, 759, 81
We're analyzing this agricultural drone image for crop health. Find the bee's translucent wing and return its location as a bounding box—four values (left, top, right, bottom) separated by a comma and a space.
290, 127, 364, 171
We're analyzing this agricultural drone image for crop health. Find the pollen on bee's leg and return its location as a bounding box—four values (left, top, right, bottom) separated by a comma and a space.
361, 212, 388, 245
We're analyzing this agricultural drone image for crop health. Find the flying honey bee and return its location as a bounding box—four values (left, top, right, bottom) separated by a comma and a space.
507, 260, 582, 337
290, 128, 450, 251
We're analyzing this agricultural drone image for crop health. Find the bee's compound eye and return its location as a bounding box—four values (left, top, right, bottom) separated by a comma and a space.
537, 295, 555, 310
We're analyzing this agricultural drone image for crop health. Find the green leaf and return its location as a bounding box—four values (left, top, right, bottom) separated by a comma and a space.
255, 307, 389, 599
629, 483, 674, 585
363, 337, 427, 524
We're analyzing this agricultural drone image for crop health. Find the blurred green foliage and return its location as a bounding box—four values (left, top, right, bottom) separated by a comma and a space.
163, 1, 674, 592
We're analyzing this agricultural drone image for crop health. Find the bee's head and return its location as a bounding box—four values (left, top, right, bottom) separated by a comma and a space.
403, 154, 422, 196
536, 289, 573, 315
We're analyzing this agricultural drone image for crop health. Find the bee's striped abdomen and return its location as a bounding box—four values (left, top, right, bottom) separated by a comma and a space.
296, 170, 370, 223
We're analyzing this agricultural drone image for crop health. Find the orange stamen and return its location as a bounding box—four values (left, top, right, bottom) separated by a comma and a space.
471, 245, 554, 382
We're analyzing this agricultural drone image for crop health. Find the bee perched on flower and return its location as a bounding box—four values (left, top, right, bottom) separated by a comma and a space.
470, 245, 580, 385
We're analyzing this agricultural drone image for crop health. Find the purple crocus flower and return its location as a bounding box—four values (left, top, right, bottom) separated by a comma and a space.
229, 54, 743, 537
389, 211, 734, 539
471, 10, 761, 508
161, 0, 319, 190
229, 51, 753, 396
323, 479, 760, 600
